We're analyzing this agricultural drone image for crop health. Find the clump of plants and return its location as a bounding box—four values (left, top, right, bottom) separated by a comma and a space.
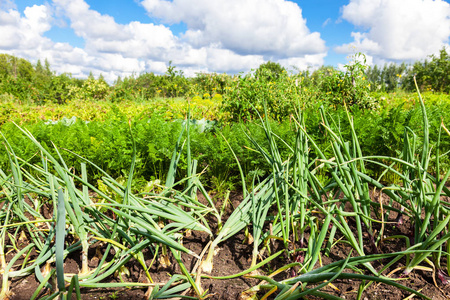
317, 53, 378, 110
220, 62, 302, 122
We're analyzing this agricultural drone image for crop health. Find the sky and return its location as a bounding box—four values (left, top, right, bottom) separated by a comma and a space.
1, 0, 450, 83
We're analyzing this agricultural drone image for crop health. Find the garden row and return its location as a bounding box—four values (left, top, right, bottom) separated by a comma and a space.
1, 92, 449, 191
1, 89, 449, 299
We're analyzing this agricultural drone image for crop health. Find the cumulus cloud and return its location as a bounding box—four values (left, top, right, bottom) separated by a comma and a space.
0, 3, 91, 79
0, 5, 52, 49
278, 53, 328, 71
0, 0, 16, 11
0, 0, 327, 82
336, 0, 450, 62
141, 0, 326, 58
52, 0, 178, 58
205, 47, 264, 73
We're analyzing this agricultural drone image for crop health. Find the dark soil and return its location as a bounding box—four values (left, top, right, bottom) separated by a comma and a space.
3, 190, 450, 300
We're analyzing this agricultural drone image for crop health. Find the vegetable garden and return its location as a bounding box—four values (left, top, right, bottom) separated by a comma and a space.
1, 52, 450, 299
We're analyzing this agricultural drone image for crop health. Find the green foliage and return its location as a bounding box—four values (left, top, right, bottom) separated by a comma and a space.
69, 76, 110, 101
255, 61, 286, 81
0, 53, 35, 80
317, 53, 378, 110
1, 93, 448, 300
158, 62, 189, 98
45, 74, 76, 104
0, 55, 88, 104
0, 95, 222, 126
0, 75, 39, 102
0, 112, 271, 188
405, 47, 450, 93
2, 92, 448, 188
365, 47, 450, 94
1, 50, 449, 116
189, 73, 230, 97
1, 51, 450, 300
108, 64, 191, 102
220, 69, 302, 122
109, 75, 140, 102
365, 62, 408, 92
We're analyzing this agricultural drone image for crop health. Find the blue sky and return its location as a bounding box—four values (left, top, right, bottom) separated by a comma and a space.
1, 0, 450, 82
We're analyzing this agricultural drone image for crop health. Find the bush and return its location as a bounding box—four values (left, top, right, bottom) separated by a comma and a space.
69, 75, 110, 101
189, 73, 231, 98
317, 53, 378, 110
220, 68, 302, 122
0, 75, 39, 103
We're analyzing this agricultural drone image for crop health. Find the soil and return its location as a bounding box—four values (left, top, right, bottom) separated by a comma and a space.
3, 190, 450, 300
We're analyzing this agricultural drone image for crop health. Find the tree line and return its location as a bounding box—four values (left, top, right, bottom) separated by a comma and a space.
0, 47, 448, 105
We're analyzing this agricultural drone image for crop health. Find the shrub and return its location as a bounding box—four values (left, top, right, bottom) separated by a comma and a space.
317, 53, 378, 110
220, 68, 302, 122
69, 75, 110, 101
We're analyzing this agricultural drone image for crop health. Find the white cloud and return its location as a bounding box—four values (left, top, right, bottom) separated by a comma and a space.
0, 3, 101, 79
23, 5, 52, 35
278, 53, 327, 71
0, 10, 22, 49
205, 47, 264, 73
0, 0, 327, 82
52, 0, 178, 54
336, 0, 450, 61
0, 0, 16, 11
141, 0, 326, 58
0, 5, 52, 49
322, 18, 332, 27
146, 61, 167, 74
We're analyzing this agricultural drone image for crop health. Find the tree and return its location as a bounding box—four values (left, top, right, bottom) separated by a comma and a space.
163, 62, 188, 98
35, 59, 44, 75
98, 73, 106, 83
366, 64, 380, 89
255, 61, 286, 81
34, 58, 53, 83
47, 73, 74, 104
405, 47, 450, 92
0, 54, 34, 80
44, 58, 52, 77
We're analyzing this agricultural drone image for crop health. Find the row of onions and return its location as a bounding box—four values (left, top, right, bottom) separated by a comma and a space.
1, 83, 449, 299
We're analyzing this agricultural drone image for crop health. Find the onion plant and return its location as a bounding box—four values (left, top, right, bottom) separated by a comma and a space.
335, 82, 450, 281
372, 81, 450, 278
245, 104, 379, 277
243, 108, 322, 273
1, 83, 448, 299
311, 106, 378, 274
245, 251, 431, 300
0, 117, 218, 298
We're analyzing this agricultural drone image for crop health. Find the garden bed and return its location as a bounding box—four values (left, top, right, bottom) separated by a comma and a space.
5, 189, 450, 300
